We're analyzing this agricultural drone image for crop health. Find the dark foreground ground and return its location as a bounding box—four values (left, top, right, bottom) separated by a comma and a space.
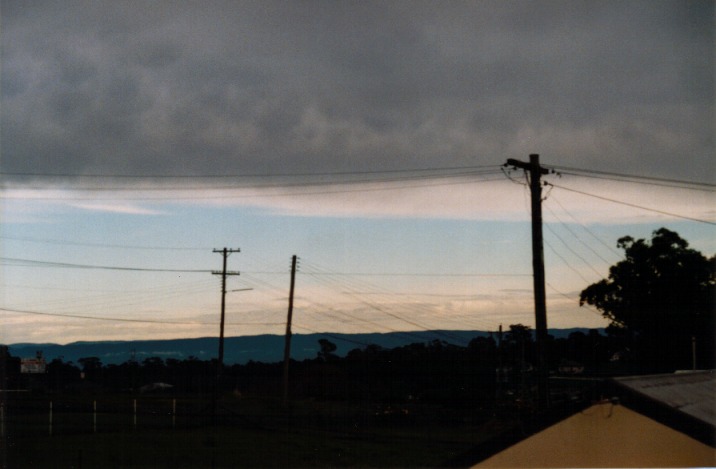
1, 392, 517, 468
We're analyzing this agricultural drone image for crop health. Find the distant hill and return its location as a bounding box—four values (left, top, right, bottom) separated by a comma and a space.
7, 328, 600, 365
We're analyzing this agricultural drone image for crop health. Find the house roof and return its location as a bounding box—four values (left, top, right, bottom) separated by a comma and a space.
613, 370, 715, 427
471, 402, 716, 468
611, 370, 715, 446
451, 371, 716, 467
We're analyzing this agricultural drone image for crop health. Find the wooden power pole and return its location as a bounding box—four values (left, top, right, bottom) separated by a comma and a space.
212, 248, 240, 370
283, 255, 298, 407
210, 248, 240, 424
505, 154, 550, 410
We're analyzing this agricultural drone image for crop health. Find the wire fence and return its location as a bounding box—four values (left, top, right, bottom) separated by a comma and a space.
0, 394, 228, 438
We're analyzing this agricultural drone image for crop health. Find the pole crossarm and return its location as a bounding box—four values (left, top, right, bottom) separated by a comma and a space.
505, 158, 550, 175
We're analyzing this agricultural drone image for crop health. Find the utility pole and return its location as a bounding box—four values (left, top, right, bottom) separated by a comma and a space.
505, 154, 550, 410
496, 324, 503, 401
212, 248, 240, 370
283, 255, 298, 408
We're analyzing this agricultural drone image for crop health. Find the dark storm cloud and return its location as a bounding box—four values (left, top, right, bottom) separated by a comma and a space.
1, 0, 713, 182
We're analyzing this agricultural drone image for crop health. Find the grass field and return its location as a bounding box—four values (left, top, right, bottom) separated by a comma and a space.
1, 392, 513, 468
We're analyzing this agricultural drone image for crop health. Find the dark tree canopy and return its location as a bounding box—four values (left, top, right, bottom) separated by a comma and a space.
580, 228, 715, 371
317, 339, 338, 361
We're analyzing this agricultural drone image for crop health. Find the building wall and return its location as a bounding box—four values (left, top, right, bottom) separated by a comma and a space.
474, 402, 715, 468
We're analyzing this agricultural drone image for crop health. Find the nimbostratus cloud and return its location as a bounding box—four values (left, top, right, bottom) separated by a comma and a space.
2, 1, 713, 184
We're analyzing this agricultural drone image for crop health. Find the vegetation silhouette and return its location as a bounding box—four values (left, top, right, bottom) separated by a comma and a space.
580, 228, 715, 372
3, 327, 617, 412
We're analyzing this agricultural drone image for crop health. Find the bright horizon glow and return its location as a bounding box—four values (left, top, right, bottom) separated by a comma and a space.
2, 173, 714, 345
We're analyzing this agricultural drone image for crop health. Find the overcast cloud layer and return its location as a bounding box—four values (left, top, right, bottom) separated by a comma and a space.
1, 1, 713, 184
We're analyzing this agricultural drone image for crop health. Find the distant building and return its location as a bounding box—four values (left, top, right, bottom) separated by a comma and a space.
557, 360, 584, 375
20, 351, 46, 374
472, 370, 716, 468
140, 382, 174, 393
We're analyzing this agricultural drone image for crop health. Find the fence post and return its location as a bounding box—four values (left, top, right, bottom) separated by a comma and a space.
93, 400, 97, 433
49, 401, 53, 436
133, 399, 137, 430
172, 399, 176, 429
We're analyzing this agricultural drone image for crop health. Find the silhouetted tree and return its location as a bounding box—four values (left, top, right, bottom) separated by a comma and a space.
317, 339, 338, 361
141, 357, 166, 383
580, 228, 715, 371
0, 346, 21, 390
78, 356, 103, 381
503, 324, 533, 365
47, 358, 81, 391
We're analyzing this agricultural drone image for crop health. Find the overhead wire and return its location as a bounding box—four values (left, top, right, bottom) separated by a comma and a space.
545, 194, 622, 258
502, 162, 715, 225
545, 282, 605, 319
0, 165, 504, 196
543, 222, 605, 279
543, 238, 593, 285
544, 204, 613, 265
546, 165, 716, 191
13, 279, 216, 313
0, 167, 501, 191
0, 234, 210, 251
240, 260, 456, 345
0, 164, 502, 180
0, 306, 288, 327
300, 259, 487, 343
0, 306, 211, 325
299, 262, 444, 340
549, 183, 716, 226
0, 172, 506, 201
0, 256, 212, 273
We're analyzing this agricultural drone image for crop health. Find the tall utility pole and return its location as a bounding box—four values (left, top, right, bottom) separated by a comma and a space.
212, 248, 240, 369
283, 255, 298, 408
505, 154, 550, 410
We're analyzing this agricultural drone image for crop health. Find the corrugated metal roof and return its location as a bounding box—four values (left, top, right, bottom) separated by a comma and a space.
614, 370, 716, 427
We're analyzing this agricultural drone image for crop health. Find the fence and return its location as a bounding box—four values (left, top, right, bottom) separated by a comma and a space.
1, 394, 220, 438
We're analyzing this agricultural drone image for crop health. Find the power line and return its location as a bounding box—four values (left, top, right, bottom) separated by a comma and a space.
0, 306, 286, 326
0, 164, 501, 180
0, 234, 209, 251
0, 307, 206, 325
543, 204, 614, 265
301, 261, 474, 344
544, 238, 593, 285
7, 163, 712, 191
550, 183, 716, 226
548, 165, 716, 191
0, 257, 211, 273
0, 173, 506, 201
13, 279, 215, 313
546, 193, 622, 258
0, 168, 502, 191
544, 223, 604, 278
0, 256, 529, 278
300, 259, 506, 332
545, 283, 605, 318
219, 269, 531, 277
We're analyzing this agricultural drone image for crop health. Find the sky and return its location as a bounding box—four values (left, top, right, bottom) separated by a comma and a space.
1, 0, 714, 346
